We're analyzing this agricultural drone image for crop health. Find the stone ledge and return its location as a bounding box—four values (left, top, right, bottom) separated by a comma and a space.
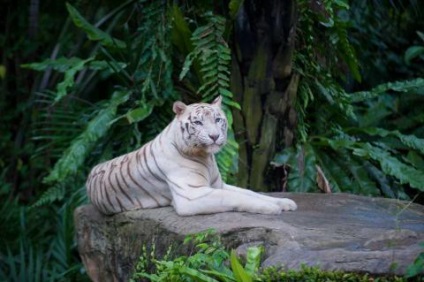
74, 193, 424, 282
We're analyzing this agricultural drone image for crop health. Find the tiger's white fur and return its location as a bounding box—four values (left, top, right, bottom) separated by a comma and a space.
86, 96, 297, 216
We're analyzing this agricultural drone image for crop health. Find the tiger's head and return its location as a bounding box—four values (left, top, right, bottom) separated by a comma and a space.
173, 96, 228, 155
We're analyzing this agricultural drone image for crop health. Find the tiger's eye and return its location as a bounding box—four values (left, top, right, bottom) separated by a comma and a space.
194, 120, 203, 125
215, 118, 221, 123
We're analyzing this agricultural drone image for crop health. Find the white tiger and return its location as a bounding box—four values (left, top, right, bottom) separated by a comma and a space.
86, 96, 297, 216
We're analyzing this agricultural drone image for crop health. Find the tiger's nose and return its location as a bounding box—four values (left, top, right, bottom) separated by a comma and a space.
209, 134, 219, 142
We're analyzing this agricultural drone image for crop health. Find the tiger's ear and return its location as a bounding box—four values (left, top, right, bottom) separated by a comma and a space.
212, 95, 222, 107
173, 101, 187, 115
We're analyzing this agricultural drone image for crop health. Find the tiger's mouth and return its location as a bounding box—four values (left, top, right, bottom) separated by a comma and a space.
205, 143, 224, 154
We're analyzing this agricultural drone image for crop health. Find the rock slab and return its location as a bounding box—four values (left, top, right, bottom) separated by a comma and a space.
74, 193, 424, 281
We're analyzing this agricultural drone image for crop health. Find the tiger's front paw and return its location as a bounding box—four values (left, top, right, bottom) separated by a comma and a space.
255, 203, 282, 215
276, 198, 297, 211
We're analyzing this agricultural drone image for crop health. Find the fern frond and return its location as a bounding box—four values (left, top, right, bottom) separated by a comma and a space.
134, 1, 174, 103
351, 127, 424, 154
30, 184, 65, 208
217, 131, 239, 182
350, 78, 424, 102
336, 23, 361, 82
32, 91, 90, 160
180, 13, 233, 104
43, 91, 129, 184
179, 13, 240, 180
315, 80, 356, 120
353, 143, 424, 191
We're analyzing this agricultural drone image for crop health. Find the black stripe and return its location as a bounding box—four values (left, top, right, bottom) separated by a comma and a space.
170, 142, 184, 156
106, 165, 120, 195
143, 142, 165, 183
90, 172, 100, 204
134, 150, 171, 201
115, 169, 136, 205
115, 196, 125, 212
188, 156, 209, 170
191, 170, 208, 182
97, 171, 108, 211
170, 142, 209, 170
149, 142, 185, 191
104, 179, 115, 212
126, 157, 160, 206
188, 184, 205, 188
95, 172, 105, 208
135, 146, 169, 194
119, 155, 146, 210
185, 122, 192, 139
211, 173, 220, 185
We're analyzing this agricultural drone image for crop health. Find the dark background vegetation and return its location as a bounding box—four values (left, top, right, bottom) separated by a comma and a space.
1, 0, 423, 280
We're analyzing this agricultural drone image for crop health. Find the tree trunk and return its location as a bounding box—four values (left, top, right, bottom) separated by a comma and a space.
231, 0, 299, 191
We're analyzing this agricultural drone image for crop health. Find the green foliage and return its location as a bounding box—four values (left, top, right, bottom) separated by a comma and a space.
274, 144, 317, 192
258, 265, 406, 282
180, 14, 233, 104
27, 1, 175, 208
0, 188, 88, 281
404, 30, 424, 65
178, 11, 240, 181
43, 91, 129, 184
131, 229, 261, 282
2, 0, 424, 280
66, 3, 126, 49
350, 78, 424, 102
277, 0, 424, 199
131, 230, 407, 282
406, 242, 424, 278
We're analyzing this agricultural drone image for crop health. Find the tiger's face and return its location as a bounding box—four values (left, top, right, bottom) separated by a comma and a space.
173, 96, 228, 154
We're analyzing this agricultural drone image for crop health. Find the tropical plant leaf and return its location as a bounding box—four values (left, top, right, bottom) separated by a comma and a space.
273, 144, 317, 192
43, 91, 129, 184
350, 78, 424, 102
229, 0, 245, 19
230, 250, 252, 282
55, 57, 94, 103
336, 26, 361, 82
170, 4, 193, 55
405, 46, 424, 65
22, 57, 89, 72
217, 130, 238, 182
30, 184, 65, 208
180, 266, 220, 282
125, 104, 153, 124
353, 143, 424, 191
353, 127, 424, 154
66, 3, 126, 49
244, 246, 262, 275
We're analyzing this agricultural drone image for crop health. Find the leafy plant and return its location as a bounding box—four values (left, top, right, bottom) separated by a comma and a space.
178, 11, 240, 182
2, 1, 424, 281
406, 242, 424, 278
131, 229, 262, 282
131, 230, 407, 282
258, 265, 406, 282
272, 0, 424, 199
